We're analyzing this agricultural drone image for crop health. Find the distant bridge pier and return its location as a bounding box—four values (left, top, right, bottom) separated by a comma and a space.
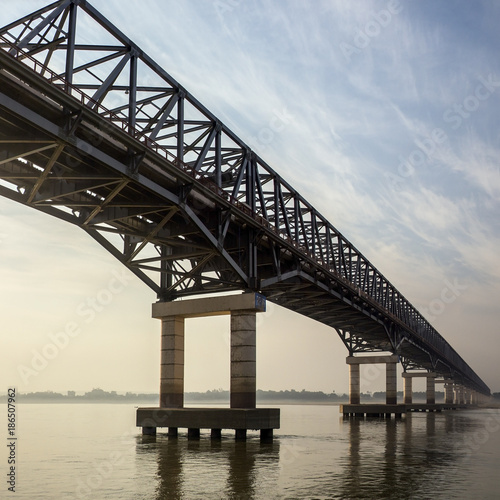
402, 372, 437, 404
464, 388, 473, 405
341, 364, 484, 418
346, 355, 399, 405
444, 379, 454, 404
463, 387, 468, 405
471, 390, 477, 405
454, 384, 465, 405
136, 293, 280, 440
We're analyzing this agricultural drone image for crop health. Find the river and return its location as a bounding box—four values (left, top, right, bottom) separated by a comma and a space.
3, 403, 500, 499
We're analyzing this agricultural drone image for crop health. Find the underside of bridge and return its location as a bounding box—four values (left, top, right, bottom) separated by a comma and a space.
0, 0, 490, 396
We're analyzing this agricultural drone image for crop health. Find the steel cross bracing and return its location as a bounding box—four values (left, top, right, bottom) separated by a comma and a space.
0, 0, 489, 395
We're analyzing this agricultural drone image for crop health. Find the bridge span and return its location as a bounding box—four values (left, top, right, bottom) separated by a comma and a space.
0, 0, 490, 434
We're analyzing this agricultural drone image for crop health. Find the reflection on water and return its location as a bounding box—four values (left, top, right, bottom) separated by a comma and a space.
339, 414, 468, 499
134, 408, 497, 499
137, 434, 280, 499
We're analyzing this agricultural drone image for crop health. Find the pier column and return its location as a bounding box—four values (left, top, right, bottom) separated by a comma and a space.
454, 384, 465, 404
403, 374, 413, 404
459, 385, 465, 404
160, 316, 185, 408
386, 362, 397, 404
444, 380, 454, 404
464, 387, 472, 405
230, 311, 256, 409
426, 375, 436, 404
349, 363, 361, 404
471, 390, 477, 405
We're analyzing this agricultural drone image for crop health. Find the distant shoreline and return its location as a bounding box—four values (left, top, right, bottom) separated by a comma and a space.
0, 388, 470, 405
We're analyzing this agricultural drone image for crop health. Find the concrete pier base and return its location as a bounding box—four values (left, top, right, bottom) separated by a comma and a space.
211, 428, 222, 440
137, 408, 280, 440
340, 403, 469, 418
188, 428, 200, 439
235, 429, 247, 441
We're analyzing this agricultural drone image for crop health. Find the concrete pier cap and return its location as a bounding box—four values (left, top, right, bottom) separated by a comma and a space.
346, 354, 399, 365
152, 292, 267, 319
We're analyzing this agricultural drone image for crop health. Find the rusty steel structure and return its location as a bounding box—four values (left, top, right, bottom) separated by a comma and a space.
0, 0, 490, 395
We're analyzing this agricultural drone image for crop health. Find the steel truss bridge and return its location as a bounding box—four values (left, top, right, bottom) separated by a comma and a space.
0, 0, 490, 395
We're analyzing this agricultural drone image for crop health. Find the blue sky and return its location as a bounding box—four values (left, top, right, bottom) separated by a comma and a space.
1, 0, 499, 396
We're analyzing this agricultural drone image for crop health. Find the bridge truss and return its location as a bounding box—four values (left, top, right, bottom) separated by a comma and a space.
0, 0, 490, 395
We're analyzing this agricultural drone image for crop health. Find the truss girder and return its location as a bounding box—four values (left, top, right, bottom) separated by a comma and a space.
0, 1, 489, 395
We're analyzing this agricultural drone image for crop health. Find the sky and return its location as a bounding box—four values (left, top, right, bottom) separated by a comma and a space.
1, 0, 499, 397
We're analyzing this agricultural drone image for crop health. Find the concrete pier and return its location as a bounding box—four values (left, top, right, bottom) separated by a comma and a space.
401, 372, 437, 404
137, 293, 279, 440
346, 355, 399, 404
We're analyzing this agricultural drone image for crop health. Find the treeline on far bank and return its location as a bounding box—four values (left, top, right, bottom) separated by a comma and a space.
1, 388, 446, 403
